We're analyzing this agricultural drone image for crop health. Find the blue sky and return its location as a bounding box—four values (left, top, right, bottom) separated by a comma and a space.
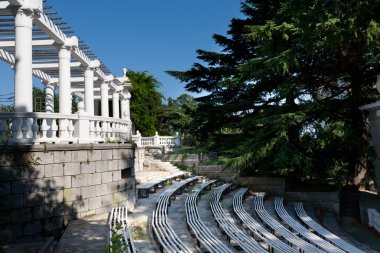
0, 0, 243, 103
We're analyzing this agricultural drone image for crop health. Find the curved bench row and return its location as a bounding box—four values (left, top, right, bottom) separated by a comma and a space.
254, 195, 325, 253
185, 180, 233, 253
233, 189, 298, 253
210, 184, 267, 253
152, 176, 202, 253
108, 206, 136, 253
295, 202, 367, 253
274, 197, 345, 253
137, 171, 188, 198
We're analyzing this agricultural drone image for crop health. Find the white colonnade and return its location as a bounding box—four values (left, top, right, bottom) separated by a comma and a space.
0, 0, 133, 144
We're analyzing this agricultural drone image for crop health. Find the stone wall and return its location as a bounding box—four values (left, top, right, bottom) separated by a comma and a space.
238, 177, 286, 195
284, 191, 340, 214
0, 143, 135, 243
163, 154, 199, 167
196, 165, 238, 179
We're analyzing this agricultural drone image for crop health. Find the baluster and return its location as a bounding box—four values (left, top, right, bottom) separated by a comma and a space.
41, 119, 49, 140
102, 121, 108, 141
68, 120, 75, 138
89, 120, 95, 140
0, 118, 8, 142
32, 118, 39, 139
59, 119, 68, 140
21, 117, 30, 140
96, 121, 102, 140
11, 117, 22, 141
51, 119, 58, 140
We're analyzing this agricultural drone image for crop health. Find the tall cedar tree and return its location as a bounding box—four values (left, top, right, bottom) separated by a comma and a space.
127, 70, 163, 136
169, 0, 380, 185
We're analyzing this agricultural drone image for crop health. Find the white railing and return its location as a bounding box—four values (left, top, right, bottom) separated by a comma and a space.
132, 131, 180, 147
0, 112, 132, 144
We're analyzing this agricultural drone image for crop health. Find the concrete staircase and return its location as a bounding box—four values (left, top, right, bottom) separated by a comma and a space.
135, 159, 187, 183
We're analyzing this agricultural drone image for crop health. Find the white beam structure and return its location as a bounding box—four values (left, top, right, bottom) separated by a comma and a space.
0, 49, 52, 83
32, 61, 81, 69
112, 91, 120, 119
0, 0, 134, 144
101, 82, 109, 117
84, 60, 99, 115
121, 92, 131, 120
14, 8, 34, 112
58, 45, 72, 115
0, 39, 55, 49
44, 82, 55, 113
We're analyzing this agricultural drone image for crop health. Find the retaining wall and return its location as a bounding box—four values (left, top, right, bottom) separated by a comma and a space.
163, 153, 199, 167
284, 191, 340, 214
0, 143, 136, 243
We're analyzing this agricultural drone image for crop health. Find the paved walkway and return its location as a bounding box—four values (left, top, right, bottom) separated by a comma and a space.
53, 213, 108, 253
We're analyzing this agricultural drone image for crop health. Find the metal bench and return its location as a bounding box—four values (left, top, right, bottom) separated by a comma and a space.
137, 172, 188, 198
210, 184, 267, 253
108, 206, 136, 253
233, 188, 298, 253
274, 197, 345, 253
152, 176, 202, 253
254, 195, 324, 253
294, 202, 367, 253
185, 180, 233, 253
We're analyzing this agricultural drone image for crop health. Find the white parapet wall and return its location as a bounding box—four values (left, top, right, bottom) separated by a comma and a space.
0, 112, 132, 145
132, 131, 180, 148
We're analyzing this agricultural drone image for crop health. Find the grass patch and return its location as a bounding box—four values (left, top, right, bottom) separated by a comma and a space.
131, 222, 148, 240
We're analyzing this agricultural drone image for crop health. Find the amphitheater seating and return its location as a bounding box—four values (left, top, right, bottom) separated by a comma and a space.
185, 180, 234, 253
137, 172, 187, 198
108, 206, 136, 253
254, 195, 325, 253
274, 197, 345, 253
152, 176, 202, 253
210, 184, 267, 253
294, 202, 367, 253
233, 189, 298, 253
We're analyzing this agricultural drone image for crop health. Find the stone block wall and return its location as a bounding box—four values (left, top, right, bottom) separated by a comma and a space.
238, 177, 286, 195
284, 191, 340, 214
163, 154, 199, 167
196, 165, 239, 180
0, 143, 135, 243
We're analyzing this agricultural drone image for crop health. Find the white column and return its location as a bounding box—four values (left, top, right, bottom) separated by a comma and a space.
59, 46, 72, 115
84, 67, 94, 115
101, 82, 109, 117
14, 9, 33, 112
121, 99, 128, 120
112, 91, 120, 119
45, 82, 55, 113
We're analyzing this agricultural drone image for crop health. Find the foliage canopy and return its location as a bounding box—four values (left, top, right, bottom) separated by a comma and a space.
169, 0, 380, 186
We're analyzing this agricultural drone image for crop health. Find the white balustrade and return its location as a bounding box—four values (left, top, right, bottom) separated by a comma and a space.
132, 131, 180, 148
0, 112, 132, 145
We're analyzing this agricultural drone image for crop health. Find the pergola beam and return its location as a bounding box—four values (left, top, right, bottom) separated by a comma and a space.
51, 76, 99, 83
32, 61, 81, 69
0, 49, 52, 83
0, 38, 56, 48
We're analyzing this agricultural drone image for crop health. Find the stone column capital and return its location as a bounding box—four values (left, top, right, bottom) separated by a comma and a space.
14, 8, 34, 29
101, 82, 109, 90
59, 46, 72, 60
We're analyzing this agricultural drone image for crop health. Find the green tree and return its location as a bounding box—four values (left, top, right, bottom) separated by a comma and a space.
169, 0, 380, 186
127, 70, 163, 136
159, 94, 198, 145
